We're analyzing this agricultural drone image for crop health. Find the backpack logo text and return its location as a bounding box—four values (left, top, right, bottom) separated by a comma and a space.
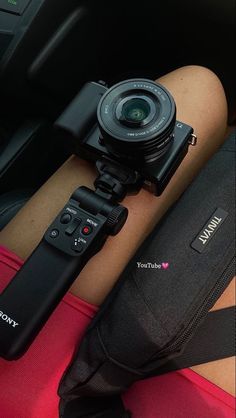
191, 208, 229, 253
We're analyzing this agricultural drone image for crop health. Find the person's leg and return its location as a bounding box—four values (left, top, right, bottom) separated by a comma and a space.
0, 65, 228, 305
1, 66, 234, 395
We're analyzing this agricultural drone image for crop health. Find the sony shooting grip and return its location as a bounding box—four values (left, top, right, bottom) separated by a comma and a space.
0, 79, 196, 360
0, 185, 128, 360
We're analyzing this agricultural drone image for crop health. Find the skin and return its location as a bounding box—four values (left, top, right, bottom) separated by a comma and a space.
0, 66, 235, 396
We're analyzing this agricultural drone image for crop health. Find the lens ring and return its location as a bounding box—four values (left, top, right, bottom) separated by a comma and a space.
97, 79, 176, 164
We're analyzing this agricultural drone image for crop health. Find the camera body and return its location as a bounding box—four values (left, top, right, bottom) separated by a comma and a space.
56, 79, 195, 195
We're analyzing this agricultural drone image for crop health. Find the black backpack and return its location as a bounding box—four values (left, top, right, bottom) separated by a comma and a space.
58, 132, 235, 418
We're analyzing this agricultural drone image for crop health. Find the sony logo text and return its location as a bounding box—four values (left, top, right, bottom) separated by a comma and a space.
0, 310, 19, 328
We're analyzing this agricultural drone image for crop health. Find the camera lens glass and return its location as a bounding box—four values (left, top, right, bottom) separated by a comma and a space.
97, 79, 176, 165
123, 98, 149, 122
116, 95, 156, 128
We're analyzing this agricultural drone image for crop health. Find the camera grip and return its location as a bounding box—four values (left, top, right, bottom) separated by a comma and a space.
0, 184, 127, 360
0, 240, 86, 360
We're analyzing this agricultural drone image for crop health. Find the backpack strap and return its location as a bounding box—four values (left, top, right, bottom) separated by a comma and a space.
61, 395, 131, 418
61, 307, 235, 418
152, 306, 235, 376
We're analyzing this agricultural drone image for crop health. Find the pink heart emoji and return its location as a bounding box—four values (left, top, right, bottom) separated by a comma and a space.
162, 262, 169, 270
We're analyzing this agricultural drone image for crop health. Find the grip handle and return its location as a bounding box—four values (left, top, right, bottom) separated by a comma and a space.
0, 241, 84, 360
0, 184, 128, 360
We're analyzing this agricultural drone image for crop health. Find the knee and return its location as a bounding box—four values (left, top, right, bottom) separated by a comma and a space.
157, 65, 228, 141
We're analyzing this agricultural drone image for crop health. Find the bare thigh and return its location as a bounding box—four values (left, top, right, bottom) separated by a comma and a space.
1, 66, 234, 395
0, 66, 228, 303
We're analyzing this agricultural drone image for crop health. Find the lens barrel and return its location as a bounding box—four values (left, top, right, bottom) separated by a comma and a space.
97, 79, 176, 164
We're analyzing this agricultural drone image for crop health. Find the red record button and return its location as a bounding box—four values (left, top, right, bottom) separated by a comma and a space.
82, 225, 93, 235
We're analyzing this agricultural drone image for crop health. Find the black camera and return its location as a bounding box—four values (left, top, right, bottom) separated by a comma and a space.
56, 79, 196, 195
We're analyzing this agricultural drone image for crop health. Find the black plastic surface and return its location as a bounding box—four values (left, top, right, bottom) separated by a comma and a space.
0, 120, 51, 193
0, 189, 33, 230
0, 241, 80, 359
0, 0, 32, 15
0, 0, 235, 121
56, 82, 107, 139
0, 30, 13, 59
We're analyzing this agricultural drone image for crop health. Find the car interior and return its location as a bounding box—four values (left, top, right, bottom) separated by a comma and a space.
0, 3, 235, 418
0, 0, 235, 230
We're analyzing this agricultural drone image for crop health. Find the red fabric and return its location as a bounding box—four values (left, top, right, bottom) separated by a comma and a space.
0, 245, 235, 418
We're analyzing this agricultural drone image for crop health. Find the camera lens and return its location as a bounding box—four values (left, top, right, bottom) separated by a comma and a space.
97, 79, 176, 165
123, 98, 149, 123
